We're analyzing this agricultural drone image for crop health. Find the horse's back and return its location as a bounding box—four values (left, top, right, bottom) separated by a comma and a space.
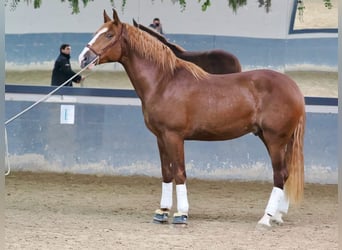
204, 69, 303, 100
206, 68, 305, 126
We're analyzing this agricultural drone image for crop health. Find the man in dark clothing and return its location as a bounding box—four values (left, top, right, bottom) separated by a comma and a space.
149, 18, 163, 34
51, 44, 83, 87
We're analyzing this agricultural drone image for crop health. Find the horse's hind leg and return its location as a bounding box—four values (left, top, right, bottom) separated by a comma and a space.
257, 141, 289, 228
271, 189, 289, 225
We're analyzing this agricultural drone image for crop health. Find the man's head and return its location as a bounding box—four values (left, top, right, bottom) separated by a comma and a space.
153, 18, 160, 27
60, 44, 71, 54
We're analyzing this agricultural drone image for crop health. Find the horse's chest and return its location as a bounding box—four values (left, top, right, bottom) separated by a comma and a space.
142, 108, 163, 135
142, 104, 183, 135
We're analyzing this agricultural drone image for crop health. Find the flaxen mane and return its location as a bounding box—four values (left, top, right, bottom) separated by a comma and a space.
125, 24, 208, 80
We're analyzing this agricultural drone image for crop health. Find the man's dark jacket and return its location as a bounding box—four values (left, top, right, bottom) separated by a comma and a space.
51, 53, 81, 86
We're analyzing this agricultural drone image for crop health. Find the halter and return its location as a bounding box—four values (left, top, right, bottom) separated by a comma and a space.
86, 24, 124, 58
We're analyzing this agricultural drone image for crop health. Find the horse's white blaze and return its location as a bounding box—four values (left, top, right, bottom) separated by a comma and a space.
88, 27, 108, 45
78, 27, 109, 66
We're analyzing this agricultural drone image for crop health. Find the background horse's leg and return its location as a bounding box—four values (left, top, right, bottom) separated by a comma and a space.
153, 138, 174, 223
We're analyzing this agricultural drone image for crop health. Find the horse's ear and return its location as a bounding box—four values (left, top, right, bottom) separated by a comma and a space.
112, 9, 121, 25
132, 18, 138, 27
103, 10, 112, 23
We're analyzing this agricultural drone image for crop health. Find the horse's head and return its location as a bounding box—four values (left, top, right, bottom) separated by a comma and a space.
79, 9, 124, 69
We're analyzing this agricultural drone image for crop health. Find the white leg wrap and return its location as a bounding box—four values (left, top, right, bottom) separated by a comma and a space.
270, 189, 289, 225
258, 187, 284, 227
271, 211, 284, 225
265, 187, 284, 217
258, 214, 272, 227
176, 184, 189, 214
160, 182, 173, 210
278, 191, 289, 214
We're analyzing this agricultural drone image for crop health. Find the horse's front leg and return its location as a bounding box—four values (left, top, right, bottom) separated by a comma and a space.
153, 137, 174, 224
154, 133, 189, 225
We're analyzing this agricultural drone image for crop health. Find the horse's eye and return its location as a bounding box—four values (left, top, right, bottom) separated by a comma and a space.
105, 33, 114, 39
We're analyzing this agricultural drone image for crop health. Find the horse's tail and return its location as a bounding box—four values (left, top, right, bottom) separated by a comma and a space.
285, 114, 305, 204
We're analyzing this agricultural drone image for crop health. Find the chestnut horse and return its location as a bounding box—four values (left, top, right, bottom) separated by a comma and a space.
79, 10, 305, 228
132, 19, 242, 74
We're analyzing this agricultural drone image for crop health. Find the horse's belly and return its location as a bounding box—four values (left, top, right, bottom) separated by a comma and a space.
185, 124, 255, 141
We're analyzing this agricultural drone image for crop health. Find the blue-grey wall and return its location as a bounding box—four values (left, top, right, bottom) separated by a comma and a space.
5, 33, 338, 71
5, 87, 337, 184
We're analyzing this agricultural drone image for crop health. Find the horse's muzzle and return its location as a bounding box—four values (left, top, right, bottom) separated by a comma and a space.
79, 47, 98, 69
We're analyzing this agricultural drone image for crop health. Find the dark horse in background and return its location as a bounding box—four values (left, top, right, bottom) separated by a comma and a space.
133, 19, 241, 74
79, 9, 305, 228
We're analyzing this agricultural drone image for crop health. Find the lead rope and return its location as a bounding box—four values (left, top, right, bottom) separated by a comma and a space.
4, 56, 99, 176
5, 127, 10, 176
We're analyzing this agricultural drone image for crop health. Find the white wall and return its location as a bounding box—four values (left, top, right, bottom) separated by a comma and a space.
6, 0, 292, 38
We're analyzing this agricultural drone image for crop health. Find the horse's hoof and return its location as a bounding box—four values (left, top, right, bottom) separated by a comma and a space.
256, 214, 272, 230
172, 213, 188, 225
153, 209, 169, 224
271, 212, 284, 226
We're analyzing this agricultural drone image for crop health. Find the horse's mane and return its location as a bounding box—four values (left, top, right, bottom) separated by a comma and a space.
124, 24, 208, 80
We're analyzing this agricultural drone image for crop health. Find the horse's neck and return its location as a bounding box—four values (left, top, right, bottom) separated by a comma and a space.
120, 54, 163, 101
